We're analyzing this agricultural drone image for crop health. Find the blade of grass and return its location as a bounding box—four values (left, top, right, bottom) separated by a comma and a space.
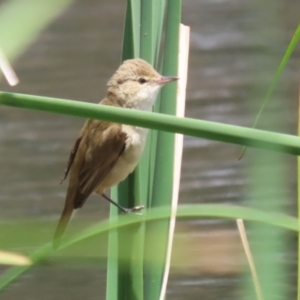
147, 1, 166, 208
159, 23, 189, 300
121, 0, 140, 61
122, 2, 168, 297
244, 9, 289, 293
0, 244, 51, 292
139, 0, 154, 209
0, 0, 74, 63
108, 1, 143, 299
297, 78, 300, 300
139, 0, 166, 210
140, 0, 154, 63
144, 1, 181, 299
124, 1, 166, 298
237, 219, 264, 300
240, 23, 300, 159
0, 204, 299, 293
152, 0, 166, 65
2, 92, 300, 155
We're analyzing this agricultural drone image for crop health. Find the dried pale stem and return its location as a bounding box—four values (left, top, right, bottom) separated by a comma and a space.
237, 219, 264, 300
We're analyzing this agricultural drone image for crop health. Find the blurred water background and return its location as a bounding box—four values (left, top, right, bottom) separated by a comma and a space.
0, 0, 299, 299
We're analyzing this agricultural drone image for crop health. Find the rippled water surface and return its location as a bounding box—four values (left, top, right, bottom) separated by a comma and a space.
0, 0, 299, 299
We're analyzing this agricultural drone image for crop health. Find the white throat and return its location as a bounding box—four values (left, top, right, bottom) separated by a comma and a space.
135, 89, 159, 111
125, 84, 161, 112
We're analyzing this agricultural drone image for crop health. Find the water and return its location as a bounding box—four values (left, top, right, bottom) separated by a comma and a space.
0, 0, 299, 299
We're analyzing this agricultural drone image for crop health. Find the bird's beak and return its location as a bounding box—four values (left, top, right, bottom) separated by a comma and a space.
158, 76, 179, 85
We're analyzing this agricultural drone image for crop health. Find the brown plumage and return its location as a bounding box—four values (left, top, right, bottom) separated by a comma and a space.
54, 120, 126, 248
53, 59, 178, 248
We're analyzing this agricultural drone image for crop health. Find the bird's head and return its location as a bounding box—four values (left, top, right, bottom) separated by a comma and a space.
107, 58, 178, 111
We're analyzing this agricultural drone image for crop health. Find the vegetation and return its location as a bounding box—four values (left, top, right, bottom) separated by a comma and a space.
0, 1, 299, 299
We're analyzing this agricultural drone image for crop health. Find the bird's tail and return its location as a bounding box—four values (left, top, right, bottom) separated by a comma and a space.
53, 201, 74, 249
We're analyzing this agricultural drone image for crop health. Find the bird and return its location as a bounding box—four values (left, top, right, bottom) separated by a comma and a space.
53, 58, 178, 248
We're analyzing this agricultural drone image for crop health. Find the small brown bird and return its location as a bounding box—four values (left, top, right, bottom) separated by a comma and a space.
53, 58, 178, 247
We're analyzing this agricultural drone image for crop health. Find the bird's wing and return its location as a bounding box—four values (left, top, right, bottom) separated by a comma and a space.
73, 120, 127, 209
60, 121, 90, 184
60, 137, 82, 184
53, 120, 126, 248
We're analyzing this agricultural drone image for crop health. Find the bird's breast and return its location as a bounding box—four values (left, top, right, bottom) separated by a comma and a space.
97, 125, 148, 191
122, 125, 148, 159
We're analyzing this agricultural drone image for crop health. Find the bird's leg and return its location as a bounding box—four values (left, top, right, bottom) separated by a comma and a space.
101, 193, 144, 213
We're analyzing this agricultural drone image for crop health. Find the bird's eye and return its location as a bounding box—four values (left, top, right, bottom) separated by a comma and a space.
138, 78, 147, 84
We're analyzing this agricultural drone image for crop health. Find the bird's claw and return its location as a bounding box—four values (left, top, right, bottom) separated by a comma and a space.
122, 205, 145, 214
131, 205, 145, 212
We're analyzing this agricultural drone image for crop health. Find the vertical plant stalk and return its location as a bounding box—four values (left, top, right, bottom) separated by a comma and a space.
237, 219, 264, 300
107, 1, 167, 299
297, 79, 300, 300
146, 0, 166, 207
137, 0, 154, 208
144, 1, 181, 300
243, 4, 288, 298
106, 1, 141, 300
159, 24, 189, 300
124, 2, 164, 297
139, 0, 166, 209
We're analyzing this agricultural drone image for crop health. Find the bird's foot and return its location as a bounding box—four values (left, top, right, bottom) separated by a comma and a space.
122, 205, 145, 214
